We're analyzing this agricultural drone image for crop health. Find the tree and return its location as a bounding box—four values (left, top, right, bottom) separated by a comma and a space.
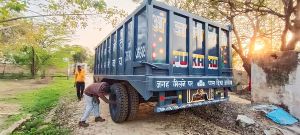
0, 0, 127, 29
159, 0, 273, 76
0, 0, 26, 20
0, 0, 127, 78
244, 0, 300, 51
72, 49, 88, 63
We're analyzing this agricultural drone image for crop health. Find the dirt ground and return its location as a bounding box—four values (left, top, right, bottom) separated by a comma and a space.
56, 96, 239, 135
52, 75, 300, 135
0, 79, 50, 98
0, 79, 50, 131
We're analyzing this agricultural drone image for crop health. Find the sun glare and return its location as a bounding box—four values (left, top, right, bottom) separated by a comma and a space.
286, 31, 293, 42
254, 40, 264, 51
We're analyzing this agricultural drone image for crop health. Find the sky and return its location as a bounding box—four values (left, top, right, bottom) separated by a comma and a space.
69, 0, 140, 52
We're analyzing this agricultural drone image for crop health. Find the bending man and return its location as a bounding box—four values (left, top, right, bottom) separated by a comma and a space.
79, 82, 114, 127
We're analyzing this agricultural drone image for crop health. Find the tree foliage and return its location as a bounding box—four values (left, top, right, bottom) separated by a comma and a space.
0, 0, 128, 78
152, 0, 297, 77
72, 48, 88, 63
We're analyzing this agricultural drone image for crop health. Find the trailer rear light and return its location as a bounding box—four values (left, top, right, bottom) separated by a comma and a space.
152, 43, 157, 48
152, 52, 157, 58
178, 94, 182, 100
159, 49, 164, 54
159, 37, 163, 42
159, 96, 165, 101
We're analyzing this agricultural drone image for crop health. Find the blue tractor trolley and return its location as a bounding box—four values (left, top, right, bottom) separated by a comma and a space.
94, 0, 233, 123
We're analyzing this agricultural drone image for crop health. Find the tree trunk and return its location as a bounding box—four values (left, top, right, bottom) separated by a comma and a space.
232, 44, 251, 77
30, 46, 36, 78
242, 60, 251, 78
280, 25, 289, 51
285, 0, 300, 50
41, 69, 46, 79
2, 62, 6, 75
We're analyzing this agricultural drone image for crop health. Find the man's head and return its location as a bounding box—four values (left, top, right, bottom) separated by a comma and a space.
77, 65, 82, 71
97, 82, 110, 96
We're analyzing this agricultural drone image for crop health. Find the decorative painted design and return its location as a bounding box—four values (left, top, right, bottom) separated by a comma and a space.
173, 51, 188, 68
197, 80, 205, 87
192, 54, 204, 69
155, 98, 228, 112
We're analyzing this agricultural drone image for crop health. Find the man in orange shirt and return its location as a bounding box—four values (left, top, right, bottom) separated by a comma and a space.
75, 65, 85, 101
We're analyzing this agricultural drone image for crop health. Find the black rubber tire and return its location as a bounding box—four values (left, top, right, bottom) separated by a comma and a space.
126, 85, 139, 121
109, 83, 129, 123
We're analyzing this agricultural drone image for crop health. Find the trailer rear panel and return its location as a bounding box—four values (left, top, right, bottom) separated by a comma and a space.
94, 0, 233, 112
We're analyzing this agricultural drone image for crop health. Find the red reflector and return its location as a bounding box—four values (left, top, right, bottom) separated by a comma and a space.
159, 96, 165, 101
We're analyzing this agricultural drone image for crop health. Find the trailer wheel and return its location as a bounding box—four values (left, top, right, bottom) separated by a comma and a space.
109, 83, 129, 123
126, 85, 139, 121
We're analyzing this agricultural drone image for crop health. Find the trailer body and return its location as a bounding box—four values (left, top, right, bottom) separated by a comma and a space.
94, 0, 233, 114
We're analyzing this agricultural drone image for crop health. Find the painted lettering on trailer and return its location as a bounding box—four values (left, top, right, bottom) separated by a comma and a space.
208, 31, 217, 47
153, 14, 166, 33
174, 21, 187, 38
193, 26, 203, 41
192, 54, 204, 69
208, 80, 216, 86
125, 51, 131, 61
208, 56, 218, 70
224, 79, 233, 85
156, 81, 170, 88
136, 45, 146, 59
118, 57, 123, 66
112, 59, 116, 67
216, 79, 224, 86
172, 78, 186, 88
187, 81, 194, 87
154, 79, 232, 89
173, 51, 188, 68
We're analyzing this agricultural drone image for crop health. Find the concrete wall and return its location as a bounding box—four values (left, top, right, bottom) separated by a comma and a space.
233, 69, 249, 91
251, 51, 300, 119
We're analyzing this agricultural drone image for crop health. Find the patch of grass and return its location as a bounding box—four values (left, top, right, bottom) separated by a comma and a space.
0, 114, 24, 131
10, 78, 74, 135
14, 78, 73, 114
